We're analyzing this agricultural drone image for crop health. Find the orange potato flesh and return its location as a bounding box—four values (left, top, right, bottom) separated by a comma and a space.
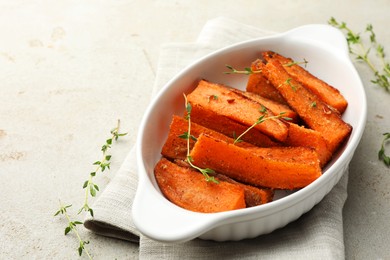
262, 51, 348, 114
261, 59, 352, 154
154, 158, 246, 213
231, 88, 298, 123
246, 59, 288, 105
190, 134, 322, 190
187, 79, 289, 142
284, 122, 332, 167
161, 115, 255, 160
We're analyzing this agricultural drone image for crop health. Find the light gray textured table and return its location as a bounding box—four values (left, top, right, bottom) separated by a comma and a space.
1, 1, 389, 259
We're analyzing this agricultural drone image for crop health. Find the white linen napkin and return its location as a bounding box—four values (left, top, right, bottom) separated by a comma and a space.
84, 17, 348, 259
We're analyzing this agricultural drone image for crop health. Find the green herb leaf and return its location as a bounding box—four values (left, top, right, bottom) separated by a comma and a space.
64, 226, 71, 235
379, 132, 390, 166
186, 102, 192, 115
178, 132, 197, 141
90, 186, 96, 197
259, 105, 267, 113
178, 131, 189, 139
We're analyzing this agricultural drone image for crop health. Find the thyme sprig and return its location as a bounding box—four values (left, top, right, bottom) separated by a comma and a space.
328, 17, 390, 92
285, 78, 297, 92
181, 94, 218, 183
224, 59, 308, 75
79, 120, 127, 217
378, 133, 390, 166
55, 120, 127, 258
224, 65, 260, 75
329, 17, 390, 167
284, 59, 309, 68
54, 201, 92, 259
234, 105, 292, 144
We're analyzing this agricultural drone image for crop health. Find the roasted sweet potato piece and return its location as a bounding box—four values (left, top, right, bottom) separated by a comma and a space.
190, 134, 322, 190
246, 59, 288, 105
187, 79, 289, 142
284, 122, 332, 167
262, 51, 348, 114
171, 159, 273, 207
215, 174, 274, 207
154, 158, 246, 213
231, 88, 299, 123
161, 115, 254, 160
261, 59, 352, 154
190, 104, 280, 147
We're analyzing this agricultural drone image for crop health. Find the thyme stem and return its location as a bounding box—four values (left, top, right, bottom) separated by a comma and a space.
225, 59, 308, 75
78, 120, 127, 217
182, 94, 218, 183
55, 201, 92, 259
234, 109, 291, 144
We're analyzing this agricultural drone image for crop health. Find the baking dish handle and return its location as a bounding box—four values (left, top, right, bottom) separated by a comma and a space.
132, 164, 220, 243
284, 24, 349, 57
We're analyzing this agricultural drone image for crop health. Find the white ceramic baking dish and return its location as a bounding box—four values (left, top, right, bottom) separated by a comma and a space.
132, 24, 367, 243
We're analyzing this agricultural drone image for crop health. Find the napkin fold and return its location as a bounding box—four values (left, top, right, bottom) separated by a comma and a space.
84, 17, 348, 259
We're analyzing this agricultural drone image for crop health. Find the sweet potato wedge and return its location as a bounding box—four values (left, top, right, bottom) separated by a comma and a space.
161, 115, 254, 160
284, 122, 332, 167
215, 174, 274, 207
246, 59, 288, 105
190, 134, 322, 190
261, 59, 352, 153
190, 103, 280, 147
154, 158, 246, 213
231, 88, 299, 123
171, 159, 273, 207
187, 79, 289, 142
262, 51, 348, 114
